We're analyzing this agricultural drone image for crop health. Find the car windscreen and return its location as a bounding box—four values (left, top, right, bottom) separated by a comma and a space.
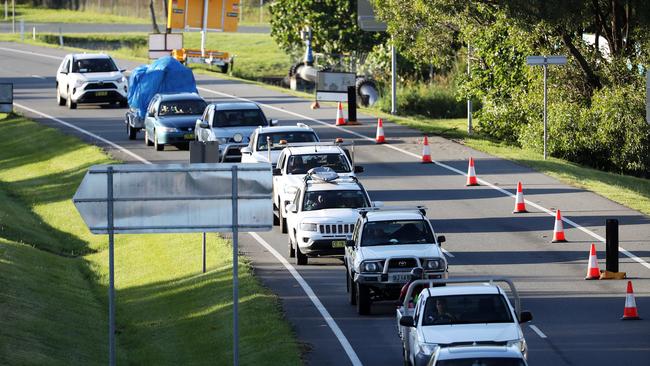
72, 58, 118, 73
302, 190, 368, 211
212, 109, 266, 127
257, 131, 318, 151
422, 294, 514, 326
361, 220, 434, 246
435, 358, 526, 366
158, 100, 207, 116
287, 154, 351, 174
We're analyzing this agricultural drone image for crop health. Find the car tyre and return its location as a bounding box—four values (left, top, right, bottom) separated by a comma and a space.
402, 346, 412, 366
145, 129, 153, 146
288, 235, 295, 258
154, 130, 164, 151
56, 87, 65, 106
273, 202, 280, 226
119, 100, 128, 108
356, 282, 371, 315
295, 237, 307, 265
279, 206, 287, 234
348, 271, 357, 305
66, 90, 77, 109
127, 124, 137, 140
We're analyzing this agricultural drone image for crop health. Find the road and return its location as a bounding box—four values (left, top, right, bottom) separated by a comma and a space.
2, 42, 649, 366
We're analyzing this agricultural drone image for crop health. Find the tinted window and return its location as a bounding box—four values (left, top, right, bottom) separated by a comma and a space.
287, 154, 351, 174
158, 100, 207, 116
361, 220, 434, 246
213, 109, 266, 127
257, 131, 318, 150
422, 294, 513, 326
436, 358, 525, 366
302, 190, 368, 211
72, 58, 118, 73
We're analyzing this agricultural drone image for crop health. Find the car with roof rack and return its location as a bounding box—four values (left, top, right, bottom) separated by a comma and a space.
240, 123, 320, 166
284, 167, 378, 265
272, 141, 364, 233
344, 206, 448, 315
194, 102, 278, 162
427, 344, 528, 366
397, 277, 533, 366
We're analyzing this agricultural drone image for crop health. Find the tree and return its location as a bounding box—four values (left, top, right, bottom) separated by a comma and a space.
149, 0, 160, 34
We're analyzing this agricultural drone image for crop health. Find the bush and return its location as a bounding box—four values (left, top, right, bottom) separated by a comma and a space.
376, 83, 467, 119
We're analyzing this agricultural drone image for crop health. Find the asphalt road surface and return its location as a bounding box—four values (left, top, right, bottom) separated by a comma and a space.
2, 42, 649, 366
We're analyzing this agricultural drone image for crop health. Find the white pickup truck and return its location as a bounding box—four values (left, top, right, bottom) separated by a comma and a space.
344, 207, 448, 315
396, 277, 533, 366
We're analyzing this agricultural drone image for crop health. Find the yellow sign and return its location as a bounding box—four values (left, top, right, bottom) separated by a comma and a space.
167, 0, 239, 32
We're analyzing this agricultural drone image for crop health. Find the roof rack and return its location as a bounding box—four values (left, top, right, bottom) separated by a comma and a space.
358, 205, 427, 217
303, 167, 359, 184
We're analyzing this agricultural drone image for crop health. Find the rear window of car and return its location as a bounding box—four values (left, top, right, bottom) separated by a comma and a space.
72, 58, 118, 73
422, 294, 513, 326
435, 358, 526, 366
257, 131, 318, 150
287, 153, 351, 174
213, 109, 266, 127
158, 100, 207, 116
302, 190, 368, 211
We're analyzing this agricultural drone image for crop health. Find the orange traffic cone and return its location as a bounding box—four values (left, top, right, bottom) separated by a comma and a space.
466, 158, 478, 186
421, 136, 432, 163
513, 182, 528, 213
335, 102, 346, 126
375, 118, 385, 144
551, 209, 567, 242
621, 281, 641, 320
311, 100, 320, 109
585, 243, 601, 280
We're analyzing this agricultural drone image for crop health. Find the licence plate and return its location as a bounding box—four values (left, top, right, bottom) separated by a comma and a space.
184, 133, 194, 140
95, 91, 108, 96
331, 240, 346, 248
390, 274, 411, 282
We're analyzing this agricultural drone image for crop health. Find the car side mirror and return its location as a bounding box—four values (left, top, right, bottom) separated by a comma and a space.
241, 146, 251, 154
286, 203, 297, 213
272, 168, 282, 176
147, 112, 155, 118
120, 69, 126, 73
399, 316, 415, 327
354, 165, 364, 173
60, 71, 68, 75
345, 239, 355, 247
199, 120, 209, 129
270, 119, 278, 126
437, 235, 446, 245
519, 311, 533, 323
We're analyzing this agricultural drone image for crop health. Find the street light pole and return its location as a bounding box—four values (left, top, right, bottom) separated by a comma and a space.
543, 64, 548, 160
391, 39, 397, 115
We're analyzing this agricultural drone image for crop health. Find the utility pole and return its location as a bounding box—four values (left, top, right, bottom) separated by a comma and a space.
259, 0, 263, 23
391, 39, 397, 115
12, 0, 15, 33
467, 42, 473, 135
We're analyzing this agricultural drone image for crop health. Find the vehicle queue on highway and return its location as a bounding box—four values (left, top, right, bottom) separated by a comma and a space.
56, 52, 533, 366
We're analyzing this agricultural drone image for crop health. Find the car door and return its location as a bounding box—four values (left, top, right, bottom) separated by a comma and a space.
144, 96, 159, 135
273, 151, 286, 207
407, 299, 423, 363
286, 189, 301, 242
57, 57, 71, 97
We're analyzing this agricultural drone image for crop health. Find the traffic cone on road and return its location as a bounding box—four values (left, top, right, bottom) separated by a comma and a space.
551, 209, 567, 242
585, 243, 601, 280
466, 158, 479, 186
421, 136, 432, 163
375, 118, 385, 144
513, 182, 528, 213
621, 281, 641, 320
335, 102, 346, 126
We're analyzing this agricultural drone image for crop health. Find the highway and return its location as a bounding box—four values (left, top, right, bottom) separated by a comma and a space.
2, 42, 649, 366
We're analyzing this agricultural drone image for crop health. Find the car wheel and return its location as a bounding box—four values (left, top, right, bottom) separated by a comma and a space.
127, 124, 137, 140
348, 271, 357, 305
273, 202, 280, 226
119, 100, 128, 108
154, 130, 164, 151
56, 87, 65, 106
295, 235, 307, 265
279, 206, 287, 234
66, 90, 77, 109
356, 282, 371, 315
402, 346, 412, 366
145, 129, 153, 146
288, 235, 295, 258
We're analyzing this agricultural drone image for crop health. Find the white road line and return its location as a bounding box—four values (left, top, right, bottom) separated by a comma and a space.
529, 324, 548, 339
441, 248, 455, 258
248, 232, 363, 366
31, 74, 46, 79
0, 46, 62, 60
14, 99, 364, 366
196, 86, 650, 271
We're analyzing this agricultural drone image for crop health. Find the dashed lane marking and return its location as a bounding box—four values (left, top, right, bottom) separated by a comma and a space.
529, 324, 548, 339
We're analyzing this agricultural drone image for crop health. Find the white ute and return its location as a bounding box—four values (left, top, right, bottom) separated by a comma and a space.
285, 167, 375, 265
397, 277, 533, 366
344, 207, 448, 315
240, 123, 320, 167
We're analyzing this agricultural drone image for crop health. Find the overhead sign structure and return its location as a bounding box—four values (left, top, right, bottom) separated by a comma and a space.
526, 55, 568, 160
73, 163, 272, 366
0, 83, 12, 113
316, 71, 356, 102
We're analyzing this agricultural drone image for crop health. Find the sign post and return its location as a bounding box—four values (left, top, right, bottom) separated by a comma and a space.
73, 163, 272, 366
0, 83, 13, 113
526, 55, 567, 160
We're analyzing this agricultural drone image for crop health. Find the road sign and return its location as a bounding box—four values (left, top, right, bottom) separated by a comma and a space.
316, 71, 356, 102
148, 33, 183, 59
357, 0, 387, 32
167, 0, 239, 32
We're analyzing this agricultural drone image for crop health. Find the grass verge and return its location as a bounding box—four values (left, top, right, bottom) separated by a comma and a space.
1, 4, 149, 24
0, 113, 301, 365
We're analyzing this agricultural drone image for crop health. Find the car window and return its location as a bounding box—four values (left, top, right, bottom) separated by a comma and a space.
256, 131, 318, 151
287, 154, 351, 174
72, 58, 118, 73
60, 58, 70, 73
302, 190, 368, 211
158, 100, 207, 116
212, 109, 266, 127
277, 152, 286, 170
435, 358, 526, 366
422, 294, 513, 326
360, 220, 434, 246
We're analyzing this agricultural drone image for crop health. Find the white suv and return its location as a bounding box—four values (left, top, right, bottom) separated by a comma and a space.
285, 167, 376, 265
240, 123, 319, 166
272, 143, 363, 233
344, 207, 448, 315
56, 53, 127, 109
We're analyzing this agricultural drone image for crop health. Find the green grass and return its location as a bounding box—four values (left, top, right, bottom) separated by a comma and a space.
1, 4, 149, 24
0, 113, 301, 365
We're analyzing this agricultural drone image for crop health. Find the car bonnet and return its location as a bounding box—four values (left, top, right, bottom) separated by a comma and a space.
421, 323, 522, 345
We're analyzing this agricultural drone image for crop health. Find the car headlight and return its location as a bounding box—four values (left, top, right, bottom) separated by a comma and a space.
418, 342, 439, 356
300, 222, 317, 231
157, 126, 179, 133
232, 133, 243, 143
361, 261, 383, 273
507, 338, 527, 358
422, 258, 443, 271
115, 76, 127, 84
74, 79, 86, 88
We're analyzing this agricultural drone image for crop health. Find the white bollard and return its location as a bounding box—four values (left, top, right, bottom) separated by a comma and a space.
19, 18, 24, 42
4, 1, 7, 20
32, 26, 35, 40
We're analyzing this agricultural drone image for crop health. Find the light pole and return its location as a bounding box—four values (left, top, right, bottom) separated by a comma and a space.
526, 55, 567, 160
467, 42, 473, 135
391, 38, 397, 115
